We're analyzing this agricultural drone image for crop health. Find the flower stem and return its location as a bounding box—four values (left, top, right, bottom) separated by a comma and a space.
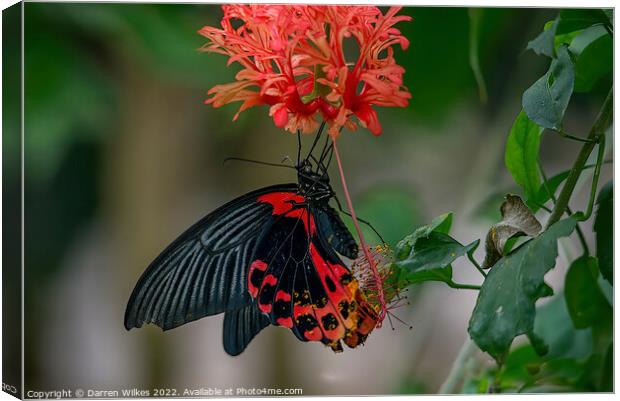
546, 88, 613, 229
332, 137, 387, 324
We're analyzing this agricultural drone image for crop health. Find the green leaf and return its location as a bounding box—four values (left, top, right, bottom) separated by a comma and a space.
522, 45, 575, 130
599, 343, 613, 391
569, 26, 612, 92
533, 358, 590, 390
392, 214, 477, 287
530, 163, 602, 211
394, 212, 453, 260
565, 256, 612, 329
471, 292, 596, 393
494, 344, 544, 392
495, 292, 595, 392
557, 9, 612, 35
594, 181, 612, 284
462, 369, 495, 394
433, 213, 453, 234
505, 111, 543, 200
393, 232, 478, 285
501, 350, 590, 393
533, 294, 593, 360
530, 170, 570, 211
554, 29, 584, 48
526, 18, 558, 58
527, 331, 549, 357
468, 218, 577, 363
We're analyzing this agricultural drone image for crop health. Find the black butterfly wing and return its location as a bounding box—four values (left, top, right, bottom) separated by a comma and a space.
124, 183, 297, 331
315, 204, 359, 260
246, 194, 371, 352
222, 305, 271, 356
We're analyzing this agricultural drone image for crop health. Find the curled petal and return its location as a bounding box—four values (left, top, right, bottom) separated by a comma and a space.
354, 104, 382, 136
269, 103, 289, 128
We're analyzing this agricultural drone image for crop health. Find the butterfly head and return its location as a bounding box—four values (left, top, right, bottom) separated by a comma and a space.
296, 159, 333, 201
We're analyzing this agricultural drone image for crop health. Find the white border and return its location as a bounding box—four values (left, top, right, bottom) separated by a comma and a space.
0, 1, 617, 401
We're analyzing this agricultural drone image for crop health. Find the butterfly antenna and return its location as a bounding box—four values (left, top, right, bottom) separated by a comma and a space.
306, 121, 326, 160
308, 154, 321, 167
318, 142, 334, 175
323, 144, 335, 169
316, 131, 332, 173
333, 196, 386, 244
317, 131, 331, 163
223, 157, 296, 169
307, 137, 332, 180
297, 130, 302, 167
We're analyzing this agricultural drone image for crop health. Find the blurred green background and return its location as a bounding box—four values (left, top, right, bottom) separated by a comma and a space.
6, 3, 612, 395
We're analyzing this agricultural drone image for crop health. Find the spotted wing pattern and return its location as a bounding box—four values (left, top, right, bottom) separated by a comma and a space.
248, 192, 378, 352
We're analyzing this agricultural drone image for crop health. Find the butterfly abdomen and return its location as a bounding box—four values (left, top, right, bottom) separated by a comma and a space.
316, 205, 358, 260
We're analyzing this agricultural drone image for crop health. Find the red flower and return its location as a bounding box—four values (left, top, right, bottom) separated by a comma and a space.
199, 5, 411, 136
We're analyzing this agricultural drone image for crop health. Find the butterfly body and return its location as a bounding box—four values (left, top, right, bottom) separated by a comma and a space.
125, 137, 378, 355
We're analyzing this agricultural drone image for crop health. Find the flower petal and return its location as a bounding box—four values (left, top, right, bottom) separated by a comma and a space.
354, 104, 382, 136
200, 4, 411, 136
269, 103, 289, 128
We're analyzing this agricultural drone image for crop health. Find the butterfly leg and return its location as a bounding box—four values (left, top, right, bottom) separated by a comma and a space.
332, 196, 386, 244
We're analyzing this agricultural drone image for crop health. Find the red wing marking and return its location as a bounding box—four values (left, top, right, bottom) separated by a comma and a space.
257, 192, 304, 215
257, 192, 316, 234
246, 198, 379, 351
248, 260, 268, 298
257, 274, 278, 313
303, 327, 323, 341
276, 317, 293, 328
314, 306, 345, 341
275, 290, 291, 302
308, 243, 356, 330
293, 304, 312, 316
262, 274, 277, 286
307, 243, 379, 349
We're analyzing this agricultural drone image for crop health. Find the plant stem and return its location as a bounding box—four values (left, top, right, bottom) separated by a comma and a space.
557, 129, 596, 143
540, 161, 590, 255
538, 163, 557, 204
566, 206, 590, 256
538, 204, 553, 213
332, 137, 387, 323
545, 88, 613, 229
447, 281, 482, 290
576, 133, 606, 221
439, 337, 478, 393
468, 8, 488, 104
467, 253, 487, 278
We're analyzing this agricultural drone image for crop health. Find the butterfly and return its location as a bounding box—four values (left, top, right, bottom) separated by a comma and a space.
124, 123, 381, 355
